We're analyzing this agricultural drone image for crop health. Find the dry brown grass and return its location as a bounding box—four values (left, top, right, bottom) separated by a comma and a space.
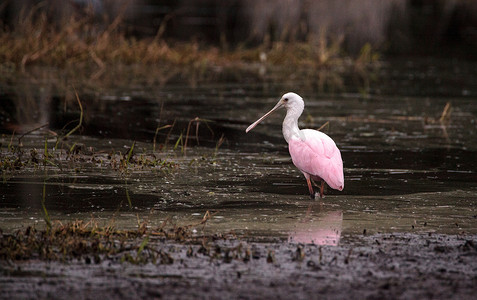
0, 5, 380, 98
0, 13, 221, 70
0, 7, 377, 72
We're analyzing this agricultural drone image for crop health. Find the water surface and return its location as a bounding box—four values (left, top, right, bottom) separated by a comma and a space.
1, 58, 476, 242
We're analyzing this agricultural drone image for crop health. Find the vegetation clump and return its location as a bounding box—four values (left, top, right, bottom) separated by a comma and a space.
0, 216, 192, 262
0, 211, 249, 265
0, 134, 176, 175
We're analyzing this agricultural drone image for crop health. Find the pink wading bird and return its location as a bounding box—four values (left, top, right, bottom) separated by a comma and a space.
246, 92, 344, 199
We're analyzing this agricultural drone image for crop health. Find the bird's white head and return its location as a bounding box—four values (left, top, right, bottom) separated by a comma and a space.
280, 92, 304, 110
245, 92, 305, 133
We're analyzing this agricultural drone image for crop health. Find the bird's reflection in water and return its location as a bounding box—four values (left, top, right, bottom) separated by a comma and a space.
288, 204, 343, 245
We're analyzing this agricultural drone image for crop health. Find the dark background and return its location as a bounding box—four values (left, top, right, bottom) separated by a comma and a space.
1, 0, 476, 57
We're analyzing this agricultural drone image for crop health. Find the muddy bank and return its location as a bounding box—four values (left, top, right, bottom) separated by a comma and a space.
1, 232, 476, 299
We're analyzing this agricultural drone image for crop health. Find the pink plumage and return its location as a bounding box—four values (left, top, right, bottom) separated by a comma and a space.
246, 92, 344, 199
288, 129, 344, 191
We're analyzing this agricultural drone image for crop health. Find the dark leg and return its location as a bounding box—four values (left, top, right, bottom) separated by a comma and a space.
304, 174, 315, 199
310, 176, 325, 199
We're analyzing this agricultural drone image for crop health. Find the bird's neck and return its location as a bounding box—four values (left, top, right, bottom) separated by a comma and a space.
282, 105, 304, 143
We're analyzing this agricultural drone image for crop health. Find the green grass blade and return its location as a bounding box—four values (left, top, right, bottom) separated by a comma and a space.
41, 183, 51, 232
137, 236, 149, 256
126, 141, 136, 166
174, 133, 183, 151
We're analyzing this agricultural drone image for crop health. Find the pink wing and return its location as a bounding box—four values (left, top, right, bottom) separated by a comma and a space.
288, 129, 344, 190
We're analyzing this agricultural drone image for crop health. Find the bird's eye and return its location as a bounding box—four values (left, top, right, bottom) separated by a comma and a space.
284, 98, 289, 102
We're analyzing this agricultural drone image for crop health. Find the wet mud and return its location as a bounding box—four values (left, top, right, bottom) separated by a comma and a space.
1, 232, 477, 299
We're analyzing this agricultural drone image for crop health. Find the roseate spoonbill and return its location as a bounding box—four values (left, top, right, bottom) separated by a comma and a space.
246, 92, 344, 199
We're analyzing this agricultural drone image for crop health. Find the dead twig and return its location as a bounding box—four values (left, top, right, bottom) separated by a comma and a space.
17, 123, 49, 146
317, 121, 329, 132
63, 89, 84, 139
153, 125, 173, 152
163, 119, 176, 150
184, 117, 214, 154
439, 102, 452, 124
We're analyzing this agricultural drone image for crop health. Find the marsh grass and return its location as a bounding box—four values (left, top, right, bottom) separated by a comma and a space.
61, 90, 84, 142
0, 92, 226, 178
0, 4, 378, 88
0, 91, 178, 175
0, 210, 219, 264
0, 9, 211, 69
0, 132, 176, 176
183, 117, 214, 155
41, 182, 51, 232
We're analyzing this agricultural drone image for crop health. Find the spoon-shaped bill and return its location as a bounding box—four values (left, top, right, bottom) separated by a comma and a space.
245, 102, 283, 133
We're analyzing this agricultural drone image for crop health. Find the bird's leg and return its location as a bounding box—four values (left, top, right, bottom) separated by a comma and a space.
304, 173, 315, 200
311, 176, 325, 199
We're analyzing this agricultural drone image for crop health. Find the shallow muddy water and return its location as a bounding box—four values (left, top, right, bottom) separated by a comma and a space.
1, 58, 477, 241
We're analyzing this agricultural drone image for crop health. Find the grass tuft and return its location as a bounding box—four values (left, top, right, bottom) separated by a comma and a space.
0, 210, 219, 263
